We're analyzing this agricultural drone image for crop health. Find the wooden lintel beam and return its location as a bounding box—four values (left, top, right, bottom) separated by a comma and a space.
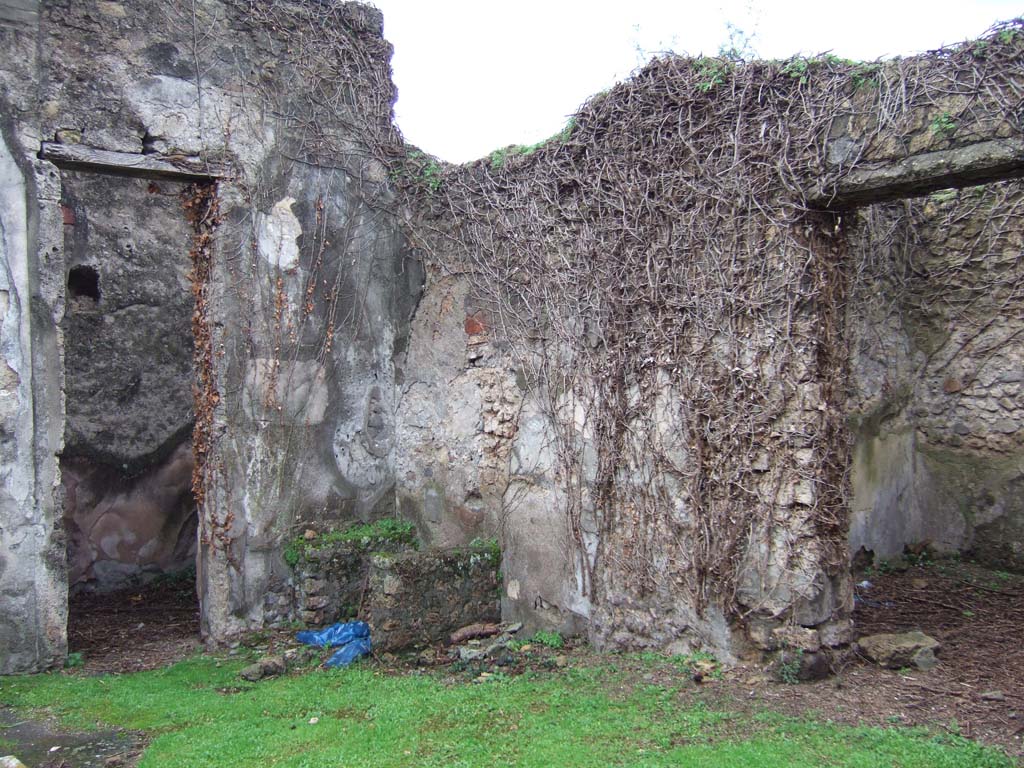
807, 138, 1024, 209
39, 142, 224, 182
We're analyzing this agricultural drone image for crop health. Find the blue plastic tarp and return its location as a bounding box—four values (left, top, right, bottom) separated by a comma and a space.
296, 621, 372, 668
324, 637, 372, 668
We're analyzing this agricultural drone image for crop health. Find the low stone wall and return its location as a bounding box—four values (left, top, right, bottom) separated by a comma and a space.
292, 535, 501, 650
293, 537, 413, 627
365, 548, 501, 652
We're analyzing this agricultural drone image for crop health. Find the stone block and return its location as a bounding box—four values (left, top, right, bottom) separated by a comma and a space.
857, 631, 940, 670
746, 615, 782, 650
772, 625, 821, 653
302, 578, 326, 594
304, 595, 329, 610
817, 618, 854, 647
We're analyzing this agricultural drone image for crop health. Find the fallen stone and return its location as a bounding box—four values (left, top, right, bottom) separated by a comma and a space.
284, 646, 319, 666
458, 646, 486, 662
913, 647, 938, 671
450, 622, 501, 645
503, 622, 523, 635
484, 640, 509, 659
798, 651, 831, 681
980, 690, 1006, 702
0, 758, 28, 768
239, 655, 286, 681
856, 631, 940, 670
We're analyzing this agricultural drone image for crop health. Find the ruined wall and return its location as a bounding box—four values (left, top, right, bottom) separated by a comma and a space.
395, 276, 521, 548
0, 0, 421, 670
848, 181, 1024, 570
1, 0, 1020, 675
395, 24, 1023, 661
394, 273, 586, 634
0, 0, 68, 674
397, 71, 857, 661
365, 547, 500, 652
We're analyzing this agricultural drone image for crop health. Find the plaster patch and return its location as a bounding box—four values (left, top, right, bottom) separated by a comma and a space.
242, 358, 328, 424
257, 197, 302, 270
333, 427, 390, 494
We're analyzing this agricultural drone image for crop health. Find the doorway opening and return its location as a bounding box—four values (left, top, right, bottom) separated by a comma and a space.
59, 171, 200, 672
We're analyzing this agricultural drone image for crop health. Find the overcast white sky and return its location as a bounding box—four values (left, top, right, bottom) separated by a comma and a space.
369, 1, 1023, 163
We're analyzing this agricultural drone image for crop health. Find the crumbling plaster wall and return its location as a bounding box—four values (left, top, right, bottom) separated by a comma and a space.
0, 1, 68, 675
395, 26, 1023, 661
0, 0, 421, 670
394, 272, 590, 636
397, 258, 852, 660
1, 0, 1021, 675
848, 182, 1024, 570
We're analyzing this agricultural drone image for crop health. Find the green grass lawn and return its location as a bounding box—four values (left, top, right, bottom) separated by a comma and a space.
0, 656, 1014, 768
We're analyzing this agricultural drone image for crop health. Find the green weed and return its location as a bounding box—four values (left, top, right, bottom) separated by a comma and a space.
64, 652, 85, 669
397, 150, 444, 192
775, 649, 803, 685
998, 28, 1019, 45
284, 519, 418, 568
694, 56, 730, 92
488, 119, 575, 169
467, 536, 501, 564
781, 57, 810, 85
531, 630, 565, 649
851, 62, 880, 90
930, 112, 958, 138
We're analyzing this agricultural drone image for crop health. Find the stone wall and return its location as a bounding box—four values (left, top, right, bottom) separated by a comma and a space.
292, 536, 500, 652
1, 0, 1021, 674
848, 181, 1024, 571
396, 240, 854, 661
292, 536, 414, 627
0, 0, 68, 674
0, 0, 422, 670
365, 548, 501, 652
393, 28, 1022, 661
393, 271, 596, 638
395, 276, 521, 549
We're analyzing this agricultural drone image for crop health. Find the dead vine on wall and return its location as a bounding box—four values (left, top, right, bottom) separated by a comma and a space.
178, 0, 412, 549
180, 0, 1022, 630
183, 182, 227, 554
391, 21, 1023, 622
851, 179, 1024, 454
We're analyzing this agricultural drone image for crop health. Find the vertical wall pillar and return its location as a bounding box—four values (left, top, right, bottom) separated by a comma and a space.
0, 118, 68, 673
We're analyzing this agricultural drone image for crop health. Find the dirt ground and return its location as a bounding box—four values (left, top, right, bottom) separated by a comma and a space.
409, 557, 1024, 762
0, 708, 142, 768
48, 558, 1024, 764
67, 574, 201, 675
843, 558, 1024, 757
593, 557, 1024, 761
